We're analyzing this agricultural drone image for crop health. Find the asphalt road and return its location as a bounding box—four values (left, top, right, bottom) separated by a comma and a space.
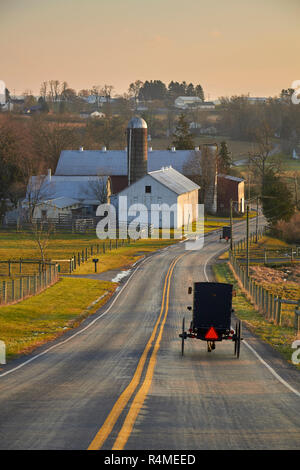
0, 218, 299, 450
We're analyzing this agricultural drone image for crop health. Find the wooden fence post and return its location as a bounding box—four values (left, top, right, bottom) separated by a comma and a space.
12, 279, 15, 302
2, 281, 7, 304
276, 298, 282, 325
19, 278, 23, 300
295, 301, 300, 333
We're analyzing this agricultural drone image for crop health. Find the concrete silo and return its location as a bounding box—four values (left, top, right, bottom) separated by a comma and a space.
127, 117, 148, 185
201, 144, 218, 214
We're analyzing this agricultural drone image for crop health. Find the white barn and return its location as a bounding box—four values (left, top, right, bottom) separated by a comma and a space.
114, 167, 199, 229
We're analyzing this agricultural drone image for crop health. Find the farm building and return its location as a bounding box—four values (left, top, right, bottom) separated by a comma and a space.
217, 174, 245, 214
115, 167, 200, 229
25, 172, 111, 219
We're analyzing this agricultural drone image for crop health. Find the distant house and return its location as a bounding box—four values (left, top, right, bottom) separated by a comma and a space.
83, 95, 114, 105
175, 97, 215, 110
90, 111, 105, 119
217, 174, 245, 214
33, 197, 83, 219
198, 101, 215, 110
80, 111, 106, 119
245, 97, 268, 105
175, 96, 203, 109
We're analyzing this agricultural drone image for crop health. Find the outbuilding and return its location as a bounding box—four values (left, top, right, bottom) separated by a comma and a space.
114, 166, 200, 229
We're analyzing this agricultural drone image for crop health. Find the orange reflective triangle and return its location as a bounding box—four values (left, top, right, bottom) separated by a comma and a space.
205, 327, 218, 340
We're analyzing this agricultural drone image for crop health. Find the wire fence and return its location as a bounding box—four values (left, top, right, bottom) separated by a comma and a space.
228, 230, 300, 333
55, 237, 133, 273
0, 263, 59, 306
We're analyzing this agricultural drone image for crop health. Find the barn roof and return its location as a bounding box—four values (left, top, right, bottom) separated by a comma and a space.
43, 197, 80, 209
149, 167, 200, 195
55, 150, 128, 176
26, 175, 109, 205
55, 149, 199, 176
218, 174, 244, 183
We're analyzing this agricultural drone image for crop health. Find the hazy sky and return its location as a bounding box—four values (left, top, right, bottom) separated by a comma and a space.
1, 0, 299, 99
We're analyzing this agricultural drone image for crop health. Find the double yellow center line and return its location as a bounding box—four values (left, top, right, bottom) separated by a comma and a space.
88, 253, 185, 450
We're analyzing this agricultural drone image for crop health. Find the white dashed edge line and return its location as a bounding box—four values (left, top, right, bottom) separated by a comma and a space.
203, 233, 300, 398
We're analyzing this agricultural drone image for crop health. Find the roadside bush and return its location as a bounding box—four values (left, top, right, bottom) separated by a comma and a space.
276, 212, 300, 244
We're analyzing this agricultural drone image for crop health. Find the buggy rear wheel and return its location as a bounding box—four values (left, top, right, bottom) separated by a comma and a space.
181, 317, 185, 356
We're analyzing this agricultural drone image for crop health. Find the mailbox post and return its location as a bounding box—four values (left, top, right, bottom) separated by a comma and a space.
92, 258, 99, 273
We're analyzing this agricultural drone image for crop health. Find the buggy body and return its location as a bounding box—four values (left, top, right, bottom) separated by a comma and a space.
180, 281, 242, 357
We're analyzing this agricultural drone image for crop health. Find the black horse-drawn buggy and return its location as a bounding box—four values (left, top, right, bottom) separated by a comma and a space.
179, 282, 242, 358
220, 225, 231, 242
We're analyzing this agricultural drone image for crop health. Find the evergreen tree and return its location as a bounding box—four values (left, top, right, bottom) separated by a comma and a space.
38, 97, 49, 113
262, 171, 294, 226
218, 141, 232, 173
172, 114, 194, 149
195, 84, 204, 101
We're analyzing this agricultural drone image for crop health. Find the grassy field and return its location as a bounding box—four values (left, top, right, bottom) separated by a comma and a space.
0, 230, 180, 275
0, 277, 116, 361
0, 216, 234, 276
213, 262, 299, 368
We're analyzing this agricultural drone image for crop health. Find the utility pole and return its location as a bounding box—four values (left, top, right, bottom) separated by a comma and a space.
295, 173, 298, 208
230, 199, 233, 251
246, 204, 250, 277
255, 196, 259, 243
248, 173, 251, 202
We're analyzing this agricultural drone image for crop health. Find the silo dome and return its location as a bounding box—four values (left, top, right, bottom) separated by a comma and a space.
127, 117, 148, 185
127, 117, 147, 129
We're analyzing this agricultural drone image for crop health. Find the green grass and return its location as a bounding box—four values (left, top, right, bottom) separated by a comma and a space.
213, 262, 299, 368
0, 277, 117, 361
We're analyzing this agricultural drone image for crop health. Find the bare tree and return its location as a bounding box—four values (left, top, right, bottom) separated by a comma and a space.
25, 174, 51, 222
101, 84, 114, 101
248, 122, 281, 190
182, 149, 202, 187
40, 81, 48, 100
31, 218, 55, 267
88, 175, 110, 204
25, 174, 55, 266
128, 80, 143, 108
91, 85, 102, 107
